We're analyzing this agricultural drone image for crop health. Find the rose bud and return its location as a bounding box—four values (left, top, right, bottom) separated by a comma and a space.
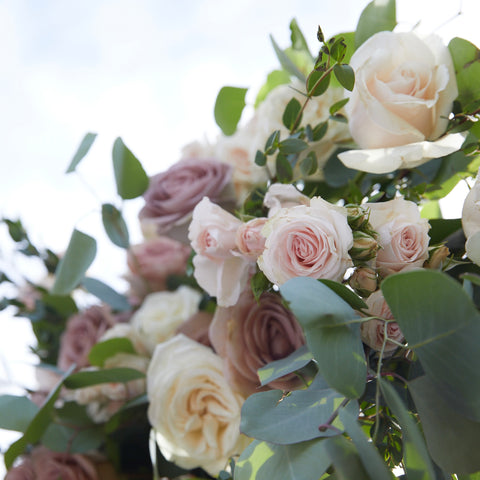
349, 267, 377, 297
424, 245, 450, 270
349, 231, 379, 262
346, 204, 370, 230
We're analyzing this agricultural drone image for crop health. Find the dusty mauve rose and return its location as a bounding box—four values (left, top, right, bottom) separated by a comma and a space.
147, 334, 248, 476
176, 311, 214, 348
367, 198, 430, 277
58, 305, 116, 372
258, 196, 353, 285
6, 446, 98, 480
361, 290, 404, 353
338, 31, 463, 174
189, 197, 254, 307
139, 158, 234, 242
209, 289, 305, 396
235, 217, 267, 260
125, 236, 191, 304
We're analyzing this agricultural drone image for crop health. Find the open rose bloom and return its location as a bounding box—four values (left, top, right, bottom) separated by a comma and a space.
338, 31, 464, 174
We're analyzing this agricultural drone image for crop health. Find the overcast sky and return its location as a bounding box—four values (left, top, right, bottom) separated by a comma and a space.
1, 0, 479, 471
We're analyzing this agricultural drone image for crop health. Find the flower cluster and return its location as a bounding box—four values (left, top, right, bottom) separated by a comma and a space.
3, 2, 480, 480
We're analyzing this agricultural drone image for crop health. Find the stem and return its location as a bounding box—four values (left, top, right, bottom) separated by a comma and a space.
373, 321, 389, 444
318, 397, 349, 432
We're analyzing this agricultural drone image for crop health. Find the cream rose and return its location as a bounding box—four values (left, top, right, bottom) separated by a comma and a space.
367, 198, 430, 277
361, 290, 404, 353
147, 334, 248, 476
338, 31, 463, 174
258, 196, 353, 285
462, 169, 480, 264
131, 286, 201, 354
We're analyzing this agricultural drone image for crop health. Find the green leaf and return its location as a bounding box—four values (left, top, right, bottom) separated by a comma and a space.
307, 70, 331, 97
255, 70, 291, 108
42, 423, 104, 453
427, 218, 462, 244
449, 37, 480, 107
282, 97, 302, 131
270, 35, 306, 82
250, 270, 271, 302
379, 379, 436, 480
112, 137, 149, 200
214, 86, 248, 136
235, 438, 330, 480
66, 132, 97, 173
101, 203, 130, 248
82, 277, 130, 312
333, 64, 355, 91
265, 130, 281, 154
280, 277, 366, 399
355, 0, 396, 49
0, 395, 38, 432
257, 345, 313, 386
63, 367, 145, 389
338, 408, 394, 480
51, 229, 97, 295
88, 338, 136, 367
275, 154, 293, 183
240, 376, 355, 444
323, 436, 371, 480
278, 138, 308, 154
289, 18, 312, 57
329, 98, 349, 116
4, 365, 75, 469
420, 200, 441, 220
255, 150, 267, 167
319, 279, 368, 311
312, 121, 329, 142
409, 375, 480, 475
299, 151, 318, 177
382, 270, 480, 421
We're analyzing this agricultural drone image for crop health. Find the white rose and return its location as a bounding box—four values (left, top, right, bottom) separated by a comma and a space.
258, 196, 353, 285
367, 198, 430, 276
100, 323, 150, 357
131, 286, 201, 354
338, 31, 463, 174
263, 183, 310, 217
461, 168, 480, 264
147, 334, 248, 476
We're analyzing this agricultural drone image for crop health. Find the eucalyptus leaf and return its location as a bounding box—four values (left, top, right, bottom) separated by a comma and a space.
235, 438, 330, 480
42, 423, 104, 453
102, 203, 130, 248
427, 218, 462, 245
323, 436, 371, 480
355, 0, 396, 49
300, 151, 318, 177
64, 367, 145, 389
257, 345, 313, 386
280, 277, 366, 399
307, 70, 331, 97
278, 138, 308, 154
255, 150, 267, 167
333, 64, 355, 91
82, 277, 131, 312
66, 132, 97, 173
88, 338, 136, 367
382, 269, 480, 421
379, 379, 436, 480
112, 137, 149, 200
282, 97, 302, 130
319, 279, 367, 310
276, 154, 294, 183
329, 98, 349, 116
409, 375, 480, 474
240, 376, 353, 444
0, 395, 38, 432
270, 35, 306, 82
214, 86, 248, 136
51, 229, 97, 296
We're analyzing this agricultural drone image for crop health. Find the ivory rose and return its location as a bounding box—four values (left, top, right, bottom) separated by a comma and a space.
139, 158, 235, 242
189, 197, 254, 306
125, 236, 191, 304
462, 169, 480, 264
338, 31, 463, 174
258, 196, 353, 285
147, 334, 248, 476
131, 286, 201, 354
367, 198, 430, 277
209, 289, 306, 396
361, 290, 404, 353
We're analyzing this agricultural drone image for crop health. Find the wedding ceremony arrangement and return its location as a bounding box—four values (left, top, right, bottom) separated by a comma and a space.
3, 0, 480, 478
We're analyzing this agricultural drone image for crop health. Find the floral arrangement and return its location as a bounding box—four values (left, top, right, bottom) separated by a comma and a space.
2, 0, 480, 479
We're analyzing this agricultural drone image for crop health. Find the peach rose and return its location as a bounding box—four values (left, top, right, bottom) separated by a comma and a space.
367, 198, 430, 277
338, 31, 463, 174
235, 217, 267, 260
147, 334, 248, 476
258, 196, 353, 285
139, 158, 234, 242
189, 197, 254, 306
209, 289, 305, 396
361, 290, 404, 353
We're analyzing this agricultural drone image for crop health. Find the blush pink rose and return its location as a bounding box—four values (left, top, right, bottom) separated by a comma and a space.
139, 158, 234, 242
209, 289, 306, 396
189, 197, 254, 306
58, 305, 116, 372
367, 198, 430, 277
235, 217, 267, 260
361, 290, 404, 353
6, 447, 98, 480
125, 236, 191, 304
258, 197, 353, 285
